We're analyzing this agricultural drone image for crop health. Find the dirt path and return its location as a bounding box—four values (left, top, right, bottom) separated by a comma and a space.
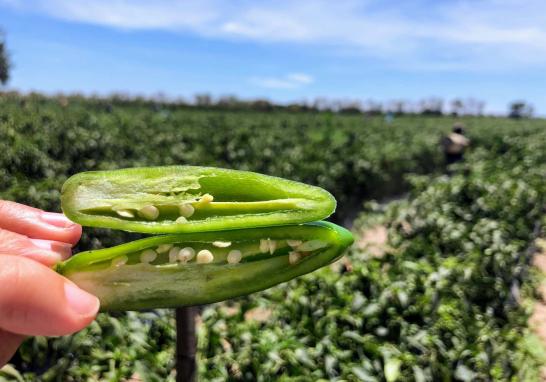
529, 238, 546, 380
356, 225, 389, 256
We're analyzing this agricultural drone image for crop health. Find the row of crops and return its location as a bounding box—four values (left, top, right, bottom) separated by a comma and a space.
0, 93, 545, 381
197, 137, 546, 381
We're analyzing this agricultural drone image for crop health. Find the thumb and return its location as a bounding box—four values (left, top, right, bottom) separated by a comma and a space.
0, 256, 100, 337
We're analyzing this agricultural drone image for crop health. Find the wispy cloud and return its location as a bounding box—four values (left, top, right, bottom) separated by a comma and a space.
251, 73, 314, 89
3, 0, 546, 71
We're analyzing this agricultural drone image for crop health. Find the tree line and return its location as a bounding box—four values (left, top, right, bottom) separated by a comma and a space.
0, 32, 535, 118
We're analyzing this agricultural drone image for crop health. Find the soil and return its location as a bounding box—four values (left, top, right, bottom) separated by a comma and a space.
529, 238, 546, 380
356, 225, 389, 257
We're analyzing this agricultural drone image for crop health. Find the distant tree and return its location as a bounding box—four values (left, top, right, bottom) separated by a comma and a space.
312, 97, 333, 112
362, 100, 383, 116
450, 99, 464, 116
391, 100, 407, 116
463, 98, 486, 116
194, 93, 212, 107
508, 101, 534, 119
0, 31, 10, 85
419, 97, 444, 116
251, 99, 274, 112
286, 101, 314, 113
384, 100, 401, 115
217, 95, 241, 109
338, 100, 363, 114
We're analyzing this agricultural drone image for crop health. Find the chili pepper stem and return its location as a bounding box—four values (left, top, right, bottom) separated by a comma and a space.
176, 306, 198, 382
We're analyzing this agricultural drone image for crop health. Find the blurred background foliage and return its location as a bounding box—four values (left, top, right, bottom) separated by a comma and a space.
0, 92, 545, 381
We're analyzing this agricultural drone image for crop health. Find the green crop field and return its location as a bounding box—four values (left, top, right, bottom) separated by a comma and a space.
1, 93, 545, 381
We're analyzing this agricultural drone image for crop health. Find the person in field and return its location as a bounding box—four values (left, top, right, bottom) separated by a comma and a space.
441, 122, 470, 165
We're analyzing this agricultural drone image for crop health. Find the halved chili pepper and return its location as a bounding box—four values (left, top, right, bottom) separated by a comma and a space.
59, 166, 352, 310
61, 166, 336, 234
56, 222, 353, 311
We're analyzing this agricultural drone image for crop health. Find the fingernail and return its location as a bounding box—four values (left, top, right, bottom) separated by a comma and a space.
30, 239, 72, 258
64, 282, 100, 317
41, 212, 75, 228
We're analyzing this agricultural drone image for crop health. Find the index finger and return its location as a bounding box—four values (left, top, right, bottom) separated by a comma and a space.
0, 329, 24, 367
0, 200, 82, 245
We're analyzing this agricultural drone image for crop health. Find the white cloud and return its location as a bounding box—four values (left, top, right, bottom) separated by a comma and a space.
3, 0, 546, 70
251, 73, 314, 89
286, 73, 313, 85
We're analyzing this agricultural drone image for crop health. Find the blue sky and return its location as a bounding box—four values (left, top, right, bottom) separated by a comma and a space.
1, 0, 545, 114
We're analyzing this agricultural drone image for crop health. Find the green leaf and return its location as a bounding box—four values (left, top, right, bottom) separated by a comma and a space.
384, 358, 401, 382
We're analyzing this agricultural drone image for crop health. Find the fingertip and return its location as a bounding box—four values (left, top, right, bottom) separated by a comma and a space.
66, 223, 83, 246
0, 329, 24, 367
40, 212, 82, 246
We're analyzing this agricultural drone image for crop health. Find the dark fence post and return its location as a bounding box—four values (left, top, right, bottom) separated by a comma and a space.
175, 306, 197, 382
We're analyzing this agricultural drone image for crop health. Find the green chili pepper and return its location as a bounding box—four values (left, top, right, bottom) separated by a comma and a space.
56, 222, 353, 311
59, 166, 352, 310
61, 166, 336, 234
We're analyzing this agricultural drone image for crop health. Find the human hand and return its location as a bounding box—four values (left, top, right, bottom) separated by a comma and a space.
0, 200, 100, 367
